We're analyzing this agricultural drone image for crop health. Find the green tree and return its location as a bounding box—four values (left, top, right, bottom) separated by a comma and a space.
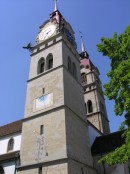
97, 25, 130, 165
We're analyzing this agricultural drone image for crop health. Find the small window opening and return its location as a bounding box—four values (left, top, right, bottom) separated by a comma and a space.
72, 63, 77, 79
87, 100, 93, 113
7, 138, 14, 152
68, 57, 71, 73
89, 86, 92, 90
81, 73, 87, 83
81, 168, 84, 174
40, 62, 44, 73
46, 54, 53, 70
48, 59, 53, 69
0, 165, 4, 174
38, 58, 45, 74
42, 88, 45, 94
85, 103, 87, 113
38, 167, 42, 174
40, 125, 44, 135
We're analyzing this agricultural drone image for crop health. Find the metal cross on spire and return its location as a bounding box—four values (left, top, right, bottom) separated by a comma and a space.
79, 31, 86, 53
54, 0, 58, 11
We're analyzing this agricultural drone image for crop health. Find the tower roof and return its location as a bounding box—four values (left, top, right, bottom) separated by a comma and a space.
79, 32, 100, 73
79, 31, 86, 53
36, 1, 77, 48
79, 31, 89, 59
54, 0, 58, 11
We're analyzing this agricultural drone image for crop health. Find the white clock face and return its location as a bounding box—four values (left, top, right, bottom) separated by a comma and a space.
39, 25, 56, 40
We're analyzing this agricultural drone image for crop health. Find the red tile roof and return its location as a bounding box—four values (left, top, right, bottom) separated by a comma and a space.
0, 120, 23, 137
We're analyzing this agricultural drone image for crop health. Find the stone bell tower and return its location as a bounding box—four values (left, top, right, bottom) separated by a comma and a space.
79, 33, 110, 135
17, 2, 96, 174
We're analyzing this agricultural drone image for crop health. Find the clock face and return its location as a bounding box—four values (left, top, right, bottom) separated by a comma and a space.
39, 25, 56, 41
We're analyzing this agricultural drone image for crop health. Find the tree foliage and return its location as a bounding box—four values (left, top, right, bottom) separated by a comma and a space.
97, 25, 130, 165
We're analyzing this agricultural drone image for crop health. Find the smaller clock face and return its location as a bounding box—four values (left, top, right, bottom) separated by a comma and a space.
39, 25, 56, 41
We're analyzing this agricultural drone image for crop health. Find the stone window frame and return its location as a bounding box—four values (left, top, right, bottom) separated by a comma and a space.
7, 138, 14, 152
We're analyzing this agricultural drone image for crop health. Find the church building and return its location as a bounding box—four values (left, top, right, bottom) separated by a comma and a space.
0, 1, 129, 174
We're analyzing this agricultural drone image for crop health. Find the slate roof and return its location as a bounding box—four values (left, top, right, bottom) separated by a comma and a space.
0, 151, 20, 162
91, 130, 125, 155
0, 120, 22, 137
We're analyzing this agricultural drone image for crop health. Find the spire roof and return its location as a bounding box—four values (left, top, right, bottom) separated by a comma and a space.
79, 31, 89, 59
54, 0, 58, 11
79, 31, 86, 52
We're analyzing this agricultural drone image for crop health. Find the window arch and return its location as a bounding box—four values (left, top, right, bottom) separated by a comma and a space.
0, 165, 4, 174
7, 138, 14, 152
37, 58, 45, 74
72, 63, 77, 79
81, 73, 87, 83
87, 100, 93, 113
68, 57, 72, 73
46, 53, 53, 70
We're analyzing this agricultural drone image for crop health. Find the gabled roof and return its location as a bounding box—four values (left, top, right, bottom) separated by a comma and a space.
0, 151, 20, 162
0, 120, 22, 138
91, 131, 125, 155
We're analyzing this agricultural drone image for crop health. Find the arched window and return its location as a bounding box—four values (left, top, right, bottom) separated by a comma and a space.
81, 73, 87, 83
0, 165, 4, 174
72, 63, 77, 79
7, 138, 14, 152
37, 58, 45, 74
68, 57, 72, 73
46, 53, 53, 70
87, 100, 93, 113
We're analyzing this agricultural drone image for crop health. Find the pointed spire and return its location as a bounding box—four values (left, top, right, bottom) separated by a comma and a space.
79, 31, 86, 52
54, 0, 58, 11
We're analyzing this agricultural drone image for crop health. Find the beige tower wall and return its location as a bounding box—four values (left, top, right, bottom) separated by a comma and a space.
20, 109, 67, 166
18, 34, 96, 173
24, 68, 64, 118
28, 41, 63, 80
65, 107, 93, 166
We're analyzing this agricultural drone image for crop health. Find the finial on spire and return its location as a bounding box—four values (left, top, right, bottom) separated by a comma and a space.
79, 31, 86, 52
54, 0, 58, 11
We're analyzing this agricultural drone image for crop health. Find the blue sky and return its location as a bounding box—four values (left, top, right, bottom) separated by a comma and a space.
0, 0, 129, 132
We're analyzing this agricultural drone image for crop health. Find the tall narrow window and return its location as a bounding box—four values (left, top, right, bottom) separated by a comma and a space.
46, 53, 53, 70
81, 168, 84, 174
37, 58, 45, 74
72, 63, 77, 79
40, 125, 44, 135
81, 73, 87, 83
0, 165, 4, 174
38, 167, 42, 174
87, 100, 93, 113
85, 103, 87, 113
48, 58, 53, 69
42, 88, 45, 94
7, 138, 14, 152
68, 57, 71, 73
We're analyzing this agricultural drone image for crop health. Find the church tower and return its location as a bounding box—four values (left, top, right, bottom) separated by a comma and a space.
17, 2, 96, 174
79, 33, 110, 134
